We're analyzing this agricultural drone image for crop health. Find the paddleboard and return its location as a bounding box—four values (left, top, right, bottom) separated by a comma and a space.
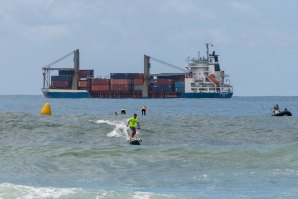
129, 137, 142, 145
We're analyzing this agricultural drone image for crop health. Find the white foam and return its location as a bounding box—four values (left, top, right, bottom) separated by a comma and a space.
0, 183, 76, 198
95, 119, 130, 138
132, 192, 153, 199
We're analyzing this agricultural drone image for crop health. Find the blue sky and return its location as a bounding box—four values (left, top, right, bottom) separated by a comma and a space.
0, 0, 297, 96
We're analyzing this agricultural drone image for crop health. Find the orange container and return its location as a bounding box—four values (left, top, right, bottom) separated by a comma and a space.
134, 79, 144, 85
78, 80, 90, 88
110, 79, 131, 85
110, 84, 130, 91
91, 85, 110, 91
51, 81, 70, 89
92, 78, 110, 85
151, 79, 173, 85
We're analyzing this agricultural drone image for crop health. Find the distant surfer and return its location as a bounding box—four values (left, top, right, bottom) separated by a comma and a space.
121, 108, 126, 115
141, 105, 147, 115
127, 113, 140, 138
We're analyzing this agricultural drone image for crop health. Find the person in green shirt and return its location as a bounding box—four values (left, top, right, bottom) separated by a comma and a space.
127, 113, 140, 138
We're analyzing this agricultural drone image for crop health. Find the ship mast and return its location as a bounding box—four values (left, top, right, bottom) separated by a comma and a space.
72, 49, 80, 90
143, 55, 150, 98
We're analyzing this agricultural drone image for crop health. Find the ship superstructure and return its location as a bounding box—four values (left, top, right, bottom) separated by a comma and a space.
181, 43, 233, 98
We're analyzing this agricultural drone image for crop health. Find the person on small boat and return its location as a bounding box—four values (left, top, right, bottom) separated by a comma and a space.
127, 113, 140, 138
273, 104, 280, 114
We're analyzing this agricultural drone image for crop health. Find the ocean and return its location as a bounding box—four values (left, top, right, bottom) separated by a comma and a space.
0, 95, 298, 199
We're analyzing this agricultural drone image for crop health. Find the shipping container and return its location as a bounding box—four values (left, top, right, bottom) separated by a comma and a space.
59, 70, 74, 76
175, 82, 185, 88
110, 79, 131, 85
175, 87, 185, 93
79, 70, 94, 78
133, 85, 143, 91
157, 74, 185, 82
51, 75, 73, 82
78, 80, 90, 88
133, 73, 144, 79
110, 73, 144, 79
51, 81, 70, 89
91, 85, 110, 91
150, 84, 174, 92
175, 82, 185, 92
110, 84, 131, 91
110, 73, 132, 79
133, 79, 144, 85
58, 69, 94, 78
92, 78, 110, 85
151, 79, 173, 85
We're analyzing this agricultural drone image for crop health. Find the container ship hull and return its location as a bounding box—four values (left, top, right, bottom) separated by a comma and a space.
42, 89, 233, 99
42, 89, 91, 98
180, 92, 233, 98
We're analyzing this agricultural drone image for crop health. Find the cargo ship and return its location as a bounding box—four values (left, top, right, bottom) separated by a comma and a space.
42, 44, 233, 98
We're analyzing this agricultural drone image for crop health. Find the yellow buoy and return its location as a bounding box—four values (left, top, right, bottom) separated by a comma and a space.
40, 103, 52, 115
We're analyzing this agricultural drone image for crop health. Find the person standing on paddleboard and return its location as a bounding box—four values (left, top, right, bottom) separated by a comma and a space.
127, 113, 140, 138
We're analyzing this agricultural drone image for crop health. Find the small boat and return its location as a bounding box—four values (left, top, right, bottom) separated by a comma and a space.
272, 110, 292, 116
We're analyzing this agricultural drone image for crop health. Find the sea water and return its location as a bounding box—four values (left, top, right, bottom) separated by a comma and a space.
0, 95, 298, 199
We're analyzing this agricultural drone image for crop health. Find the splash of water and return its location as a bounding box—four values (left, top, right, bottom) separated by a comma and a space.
95, 119, 130, 138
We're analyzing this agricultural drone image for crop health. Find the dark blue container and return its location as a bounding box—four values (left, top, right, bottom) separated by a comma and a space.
175, 82, 185, 88
59, 70, 74, 76
110, 73, 132, 79
175, 82, 185, 93
110, 73, 143, 79
158, 75, 179, 81
150, 84, 174, 92
51, 75, 73, 82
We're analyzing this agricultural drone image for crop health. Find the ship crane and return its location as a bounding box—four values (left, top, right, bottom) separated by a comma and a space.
142, 55, 190, 97
149, 57, 190, 73
42, 49, 80, 90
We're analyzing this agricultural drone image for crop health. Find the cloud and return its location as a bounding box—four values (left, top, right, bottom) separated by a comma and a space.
23, 24, 71, 43
228, 1, 258, 17
48, 1, 100, 22
158, 0, 215, 19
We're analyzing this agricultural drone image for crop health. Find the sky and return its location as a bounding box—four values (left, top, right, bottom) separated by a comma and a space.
0, 0, 297, 96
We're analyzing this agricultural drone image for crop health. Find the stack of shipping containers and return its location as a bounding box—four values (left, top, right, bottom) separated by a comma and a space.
51, 69, 94, 89
148, 74, 185, 97
51, 75, 72, 89
51, 70, 73, 89
150, 79, 174, 92
50, 69, 186, 98
110, 73, 133, 91
91, 78, 110, 91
